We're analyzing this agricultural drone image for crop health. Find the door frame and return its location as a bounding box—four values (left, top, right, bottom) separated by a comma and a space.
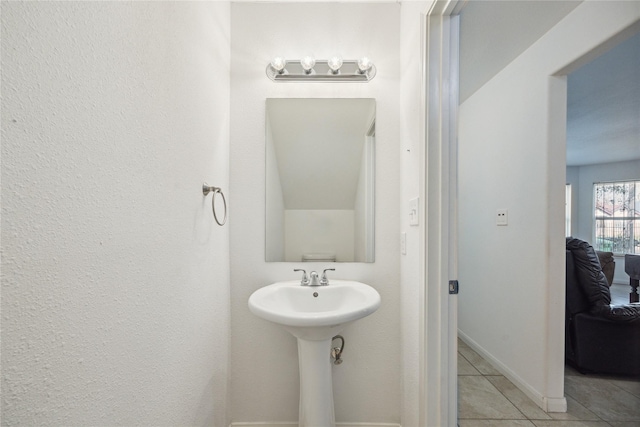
419, 1, 463, 425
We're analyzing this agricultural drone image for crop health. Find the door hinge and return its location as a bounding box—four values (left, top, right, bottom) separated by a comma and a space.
449, 280, 459, 295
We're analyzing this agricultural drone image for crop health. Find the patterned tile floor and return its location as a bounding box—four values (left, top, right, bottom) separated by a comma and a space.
459, 285, 640, 427
458, 339, 640, 426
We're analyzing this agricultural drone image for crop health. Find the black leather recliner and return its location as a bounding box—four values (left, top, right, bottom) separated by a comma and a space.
595, 250, 615, 286
565, 237, 640, 375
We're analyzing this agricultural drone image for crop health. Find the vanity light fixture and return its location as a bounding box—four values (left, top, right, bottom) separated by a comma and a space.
300, 56, 316, 74
357, 57, 373, 74
327, 56, 343, 74
270, 56, 287, 75
266, 55, 376, 82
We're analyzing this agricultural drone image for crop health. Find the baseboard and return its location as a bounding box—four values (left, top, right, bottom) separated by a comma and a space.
458, 330, 567, 413
544, 396, 568, 413
230, 423, 401, 427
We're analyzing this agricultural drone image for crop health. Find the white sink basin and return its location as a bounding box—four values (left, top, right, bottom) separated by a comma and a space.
248, 280, 380, 339
248, 279, 380, 426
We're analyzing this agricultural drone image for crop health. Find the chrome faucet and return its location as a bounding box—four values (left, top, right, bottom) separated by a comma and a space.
294, 268, 335, 286
309, 271, 321, 286
294, 269, 309, 286
320, 268, 335, 286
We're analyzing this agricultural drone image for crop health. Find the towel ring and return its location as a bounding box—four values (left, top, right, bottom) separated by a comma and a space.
202, 183, 227, 226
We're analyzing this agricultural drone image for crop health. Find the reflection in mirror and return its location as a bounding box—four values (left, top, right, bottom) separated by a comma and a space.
266, 98, 376, 262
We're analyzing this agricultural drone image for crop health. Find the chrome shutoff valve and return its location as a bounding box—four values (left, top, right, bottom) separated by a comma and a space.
331, 335, 344, 365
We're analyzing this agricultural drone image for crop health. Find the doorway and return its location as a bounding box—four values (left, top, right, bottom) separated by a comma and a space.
457, 0, 640, 418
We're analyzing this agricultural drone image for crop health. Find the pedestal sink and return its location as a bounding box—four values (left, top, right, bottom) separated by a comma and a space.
248, 280, 381, 427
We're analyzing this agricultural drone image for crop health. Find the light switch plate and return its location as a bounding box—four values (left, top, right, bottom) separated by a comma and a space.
497, 209, 508, 226
409, 197, 419, 226
401, 232, 407, 255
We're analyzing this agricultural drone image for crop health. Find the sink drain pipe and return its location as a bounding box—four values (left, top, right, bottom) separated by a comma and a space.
331, 335, 345, 365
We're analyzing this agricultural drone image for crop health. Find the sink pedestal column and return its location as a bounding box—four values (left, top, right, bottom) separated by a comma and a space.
297, 338, 335, 427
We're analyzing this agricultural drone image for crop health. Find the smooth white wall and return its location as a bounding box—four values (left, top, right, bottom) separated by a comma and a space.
570, 160, 640, 284
284, 210, 355, 261
1, 2, 230, 425
230, 3, 400, 423
459, 1, 640, 410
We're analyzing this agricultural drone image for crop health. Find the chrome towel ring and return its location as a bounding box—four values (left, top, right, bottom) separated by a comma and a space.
202, 182, 227, 226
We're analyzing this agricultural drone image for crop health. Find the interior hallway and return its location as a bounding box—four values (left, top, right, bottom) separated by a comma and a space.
458, 284, 640, 426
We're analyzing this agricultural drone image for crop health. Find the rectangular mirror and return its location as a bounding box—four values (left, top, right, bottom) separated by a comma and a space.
266, 98, 376, 262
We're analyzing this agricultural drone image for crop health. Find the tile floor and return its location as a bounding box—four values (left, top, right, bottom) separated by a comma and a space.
458, 283, 640, 426
458, 285, 640, 427
458, 323, 640, 426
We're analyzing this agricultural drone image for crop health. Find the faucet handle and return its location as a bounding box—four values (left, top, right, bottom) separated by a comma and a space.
294, 269, 309, 286
321, 268, 335, 286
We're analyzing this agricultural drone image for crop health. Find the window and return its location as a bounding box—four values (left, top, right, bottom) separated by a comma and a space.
594, 180, 640, 254
566, 184, 572, 237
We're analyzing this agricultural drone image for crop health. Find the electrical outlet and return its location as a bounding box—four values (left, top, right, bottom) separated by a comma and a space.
497, 209, 508, 226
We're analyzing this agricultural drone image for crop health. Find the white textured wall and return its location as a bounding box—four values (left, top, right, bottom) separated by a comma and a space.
459, 1, 640, 410
571, 160, 640, 284
1, 2, 230, 425
399, 2, 430, 425
230, 3, 400, 423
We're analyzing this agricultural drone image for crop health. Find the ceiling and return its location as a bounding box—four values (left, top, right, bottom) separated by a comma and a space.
459, 0, 640, 167
566, 32, 640, 166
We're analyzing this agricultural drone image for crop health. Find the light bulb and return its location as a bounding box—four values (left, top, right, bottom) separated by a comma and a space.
300, 56, 316, 74
270, 57, 287, 74
357, 57, 373, 73
328, 56, 343, 74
